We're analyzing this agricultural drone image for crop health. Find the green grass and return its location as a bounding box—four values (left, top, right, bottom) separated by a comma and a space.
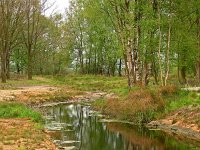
0, 74, 129, 96
0, 102, 43, 123
164, 90, 200, 112
45, 74, 130, 96
0, 77, 50, 90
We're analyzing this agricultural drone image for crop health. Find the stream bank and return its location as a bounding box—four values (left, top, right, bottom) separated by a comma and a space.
42, 103, 199, 150
91, 87, 200, 148
147, 104, 200, 145
0, 83, 199, 149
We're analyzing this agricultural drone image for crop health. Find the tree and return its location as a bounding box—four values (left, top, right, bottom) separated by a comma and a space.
22, 0, 48, 80
0, 0, 24, 82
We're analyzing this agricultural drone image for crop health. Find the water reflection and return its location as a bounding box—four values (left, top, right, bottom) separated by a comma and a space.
44, 104, 198, 150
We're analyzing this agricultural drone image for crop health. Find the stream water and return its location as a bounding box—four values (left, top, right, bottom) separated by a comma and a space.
43, 104, 199, 150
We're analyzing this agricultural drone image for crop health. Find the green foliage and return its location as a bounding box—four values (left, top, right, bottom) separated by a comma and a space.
0, 0, 199, 87
0, 103, 43, 123
62, 0, 200, 86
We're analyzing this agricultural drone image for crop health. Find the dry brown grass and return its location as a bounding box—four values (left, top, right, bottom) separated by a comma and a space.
158, 85, 178, 96
100, 89, 165, 123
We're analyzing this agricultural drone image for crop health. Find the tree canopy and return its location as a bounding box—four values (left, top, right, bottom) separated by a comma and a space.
0, 0, 200, 88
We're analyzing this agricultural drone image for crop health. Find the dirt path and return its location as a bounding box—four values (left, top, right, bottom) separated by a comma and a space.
0, 119, 57, 150
0, 86, 59, 102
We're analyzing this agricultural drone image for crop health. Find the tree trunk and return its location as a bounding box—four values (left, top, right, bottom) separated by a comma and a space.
164, 6, 172, 86
178, 53, 181, 84
1, 53, 7, 83
16, 63, 20, 74
6, 56, 10, 80
157, 0, 164, 86
118, 59, 122, 76
196, 61, 200, 83
27, 47, 32, 80
180, 66, 187, 84
79, 50, 84, 74
126, 37, 134, 87
88, 57, 91, 74
134, 0, 142, 83
142, 61, 148, 86
196, 14, 200, 83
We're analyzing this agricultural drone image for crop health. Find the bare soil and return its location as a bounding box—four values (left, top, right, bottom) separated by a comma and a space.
148, 104, 200, 143
0, 119, 57, 150
0, 85, 87, 105
0, 86, 58, 102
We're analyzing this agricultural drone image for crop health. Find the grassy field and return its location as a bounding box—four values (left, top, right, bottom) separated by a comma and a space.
48, 75, 130, 96
0, 74, 199, 124
0, 75, 128, 95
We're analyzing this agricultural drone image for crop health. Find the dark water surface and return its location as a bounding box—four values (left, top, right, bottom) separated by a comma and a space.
44, 104, 199, 150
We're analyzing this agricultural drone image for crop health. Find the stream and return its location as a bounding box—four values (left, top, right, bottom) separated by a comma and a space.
43, 103, 199, 150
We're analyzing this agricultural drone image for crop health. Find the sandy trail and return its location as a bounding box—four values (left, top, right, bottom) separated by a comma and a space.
0, 86, 59, 102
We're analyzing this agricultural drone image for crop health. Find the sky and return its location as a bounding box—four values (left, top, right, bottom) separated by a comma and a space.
46, 0, 70, 16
